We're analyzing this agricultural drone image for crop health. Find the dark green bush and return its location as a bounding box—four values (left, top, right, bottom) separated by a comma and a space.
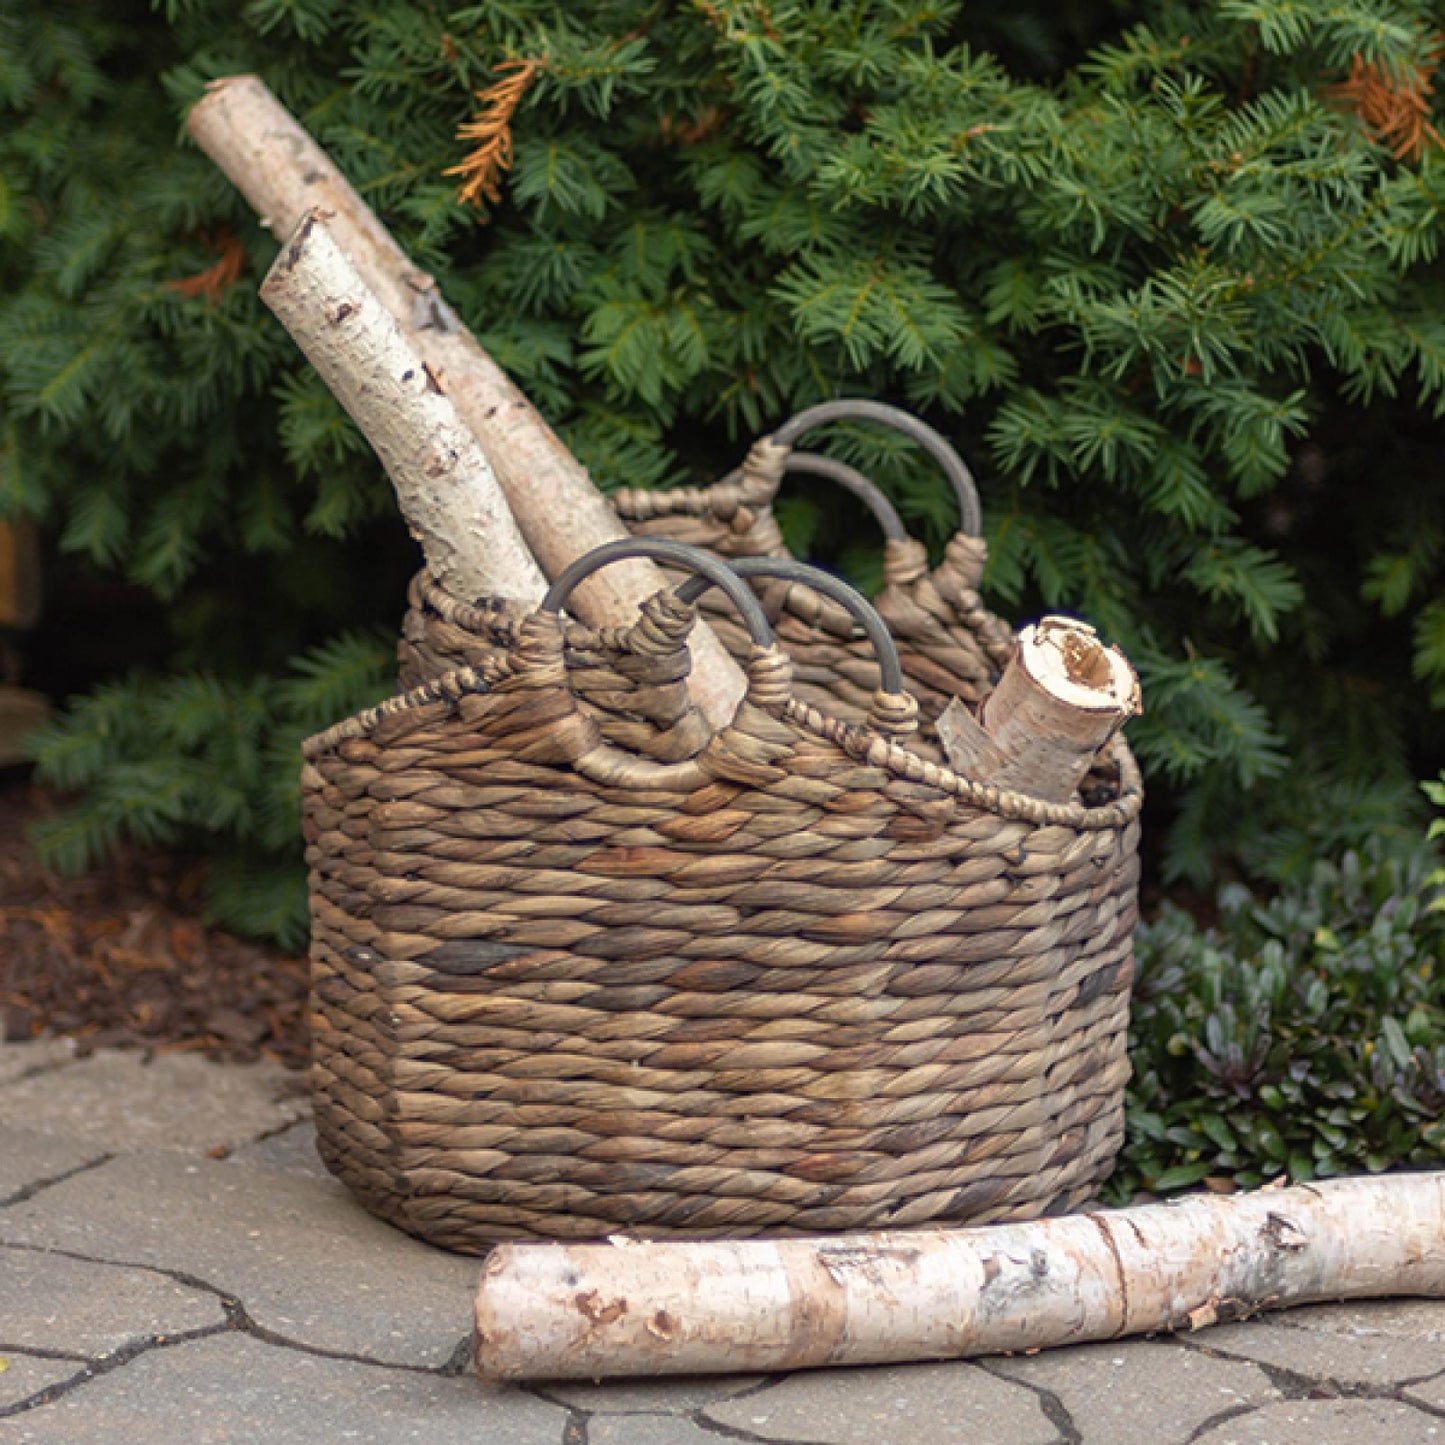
1115, 821, 1445, 1197
26, 634, 393, 947
5, 0, 1445, 938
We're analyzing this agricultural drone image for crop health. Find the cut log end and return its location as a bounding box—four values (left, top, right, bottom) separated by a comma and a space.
939, 615, 1141, 804
1021, 616, 1141, 718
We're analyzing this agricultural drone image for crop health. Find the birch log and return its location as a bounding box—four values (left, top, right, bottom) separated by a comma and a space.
188, 74, 745, 724
261, 212, 546, 605
937, 615, 1141, 803
473, 1172, 1445, 1381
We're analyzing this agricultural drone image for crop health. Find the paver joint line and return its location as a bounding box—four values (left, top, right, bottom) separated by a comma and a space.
212, 1303, 473, 1378
0, 1237, 245, 1310
1181, 1330, 1445, 1397
0, 1320, 235, 1421
0, 1344, 92, 1365
0, 1151, 112, 1210
1181, 1400, 1285, 1444
669, 1413, 815, 1445
978, 1359, 1082, 1445
0, 1235, 468, 1383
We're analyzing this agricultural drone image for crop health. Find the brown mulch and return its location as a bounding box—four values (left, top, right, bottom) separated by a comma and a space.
0, 774, 310, 1069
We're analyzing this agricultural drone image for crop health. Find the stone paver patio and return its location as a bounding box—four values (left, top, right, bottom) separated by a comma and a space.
2, 1038, 1442, 1443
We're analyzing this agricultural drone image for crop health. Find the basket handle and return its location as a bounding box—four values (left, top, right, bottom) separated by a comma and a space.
528, 538, 800, 791
540, 537, 774, 649
674, 556, 918, 740
769, 399, 981, 537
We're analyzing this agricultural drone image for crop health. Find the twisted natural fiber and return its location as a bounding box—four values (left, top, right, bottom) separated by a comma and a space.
304, 578, 1142, 1250
397, 572, 523, 689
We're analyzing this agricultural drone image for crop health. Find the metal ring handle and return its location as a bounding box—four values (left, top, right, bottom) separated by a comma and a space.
675, 556, 905, 695
720, 451, 909, 542
785, 453, 908, 541
772, 399, 981, 536
540, 538, 775, 649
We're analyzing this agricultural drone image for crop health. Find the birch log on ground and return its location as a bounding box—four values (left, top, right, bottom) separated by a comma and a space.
261, 212, 546, 606
188, 74, 745, 724
473, 1172, 1445, 1381
937, 615, 1142, 803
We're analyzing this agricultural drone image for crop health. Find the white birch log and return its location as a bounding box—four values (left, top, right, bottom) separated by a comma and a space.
188, 74, 746, 724
473, 1171, 1445, 1381
261, 212, 546, 606
938, 615, 1142, 803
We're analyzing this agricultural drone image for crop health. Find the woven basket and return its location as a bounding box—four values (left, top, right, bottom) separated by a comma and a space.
303, 538, 1142, 1251
398, 401, 1013, 734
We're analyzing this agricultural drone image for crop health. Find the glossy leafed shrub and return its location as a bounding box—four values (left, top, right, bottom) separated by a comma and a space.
1116, 833, 1445, 1197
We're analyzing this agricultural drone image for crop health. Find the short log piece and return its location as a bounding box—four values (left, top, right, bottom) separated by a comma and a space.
937, 615, 1141, 803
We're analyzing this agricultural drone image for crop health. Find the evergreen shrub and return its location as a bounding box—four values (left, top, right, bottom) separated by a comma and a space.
1116, 812, 1445, 1197
4, 0, 1445, 940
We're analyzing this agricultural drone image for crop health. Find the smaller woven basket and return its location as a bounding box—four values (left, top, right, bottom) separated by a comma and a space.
303, 538, 1142, 1252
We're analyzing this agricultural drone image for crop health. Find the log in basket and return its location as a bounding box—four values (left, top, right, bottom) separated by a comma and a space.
301, 537, 1142, 1252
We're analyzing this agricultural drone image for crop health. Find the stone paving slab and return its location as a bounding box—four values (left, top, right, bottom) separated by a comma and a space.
0, 1051, 307, 1155
225, 1121, 328, 1180
0, 1041, 79, 1087
0, 1152, 476, 1369
989, 1337, 1279, 1443
0, 1245, 225, 1358
4, 1041, 1445, 1444
0, 1354, 86, 1413
0, 1128, 105, 1204
0, 1333, 569, 1444
1203, 1300, 1445, 1387
1193, 1395, 1445, 1443
588, 1414, 733, 1444
538, 1372, 769, 1416
701, 1361, 1060, 1444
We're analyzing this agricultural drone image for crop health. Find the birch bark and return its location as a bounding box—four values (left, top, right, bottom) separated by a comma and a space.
938, 616, 1141, 802
261, 212, 546, 605
473, 1172, 1445, 1381
189, 75, 746, 723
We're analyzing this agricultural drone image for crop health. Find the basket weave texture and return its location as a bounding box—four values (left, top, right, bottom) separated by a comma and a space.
303, 577, 1142, 1251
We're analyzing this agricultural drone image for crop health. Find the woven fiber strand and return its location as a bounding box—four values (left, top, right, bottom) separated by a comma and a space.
303, 597, 1142, 1251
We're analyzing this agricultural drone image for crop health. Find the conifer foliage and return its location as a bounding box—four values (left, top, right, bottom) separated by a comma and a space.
4, 0, 1445, 942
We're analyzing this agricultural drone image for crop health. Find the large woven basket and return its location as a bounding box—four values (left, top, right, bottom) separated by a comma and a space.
303, 539, 1142, 1251
398, 401, 1013, 734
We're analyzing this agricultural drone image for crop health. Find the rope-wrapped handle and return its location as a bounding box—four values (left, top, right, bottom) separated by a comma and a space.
527, 537, 800, 788
676, 556, 919, 741
541, 537, 774, 648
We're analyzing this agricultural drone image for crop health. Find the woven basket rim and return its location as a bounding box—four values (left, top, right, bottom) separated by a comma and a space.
304, 628, 1143, 832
